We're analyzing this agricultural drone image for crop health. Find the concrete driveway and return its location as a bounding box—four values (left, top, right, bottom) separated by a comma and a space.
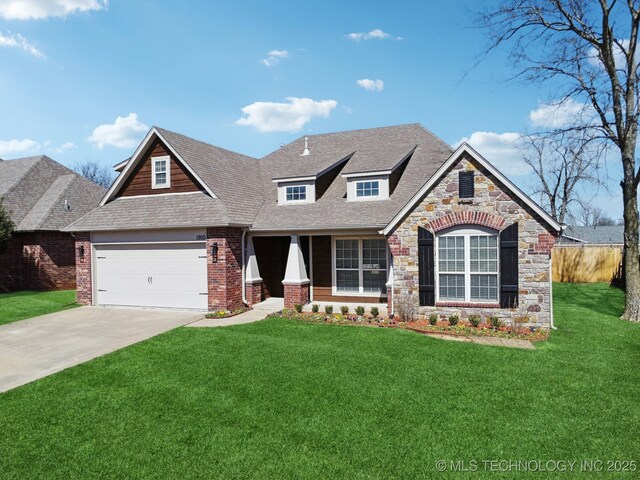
0, 306, 202, 393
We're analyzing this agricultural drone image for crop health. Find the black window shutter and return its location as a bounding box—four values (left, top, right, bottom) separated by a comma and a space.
499, 222, 518, 308
459, 171, 474, 198
418, 227, 435, 306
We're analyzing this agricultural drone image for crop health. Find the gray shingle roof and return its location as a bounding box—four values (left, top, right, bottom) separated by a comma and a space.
66, 192, 229, 231
252, 124, 453, 231
559, 226, 624, 245
0, 156, 105, 231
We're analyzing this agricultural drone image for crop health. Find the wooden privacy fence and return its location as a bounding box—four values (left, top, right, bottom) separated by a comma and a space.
552, 245, 623, 283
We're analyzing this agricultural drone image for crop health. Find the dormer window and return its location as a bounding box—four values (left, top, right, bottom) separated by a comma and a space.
152, 156, 170, 189
356, 180, 380, 198
286, 185, 307, 202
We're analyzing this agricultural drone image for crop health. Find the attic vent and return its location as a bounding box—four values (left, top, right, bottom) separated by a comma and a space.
459, 171, 474, 199
301, 136, 310, 156
64, 199, 71, 211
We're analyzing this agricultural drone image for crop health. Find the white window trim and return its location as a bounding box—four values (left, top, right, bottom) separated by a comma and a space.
151, 155, 171, 189
331, 236, 389, 297
355, 180, 381, 199
435, 226, 500, 304
285, 185, 307, 203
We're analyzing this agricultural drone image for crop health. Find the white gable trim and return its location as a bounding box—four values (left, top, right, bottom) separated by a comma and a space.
99, 127, 217, 206
381, 143, 562, 236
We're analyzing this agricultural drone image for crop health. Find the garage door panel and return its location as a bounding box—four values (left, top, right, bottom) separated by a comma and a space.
94, 243, 208, 310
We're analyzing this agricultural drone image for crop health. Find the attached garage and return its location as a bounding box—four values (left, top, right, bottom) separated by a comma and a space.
92, 230, 208, 310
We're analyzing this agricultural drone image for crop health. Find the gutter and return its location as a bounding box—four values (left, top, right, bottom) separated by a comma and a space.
241, 229, 247, 305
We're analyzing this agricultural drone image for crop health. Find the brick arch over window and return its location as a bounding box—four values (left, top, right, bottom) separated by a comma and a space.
427, 211, 507, 232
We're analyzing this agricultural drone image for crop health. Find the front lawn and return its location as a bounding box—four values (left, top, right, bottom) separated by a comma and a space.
0, 290, 78, 326
0, 283, 638, 478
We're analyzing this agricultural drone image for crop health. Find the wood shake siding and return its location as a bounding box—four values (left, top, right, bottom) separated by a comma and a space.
116, 140, 203, 197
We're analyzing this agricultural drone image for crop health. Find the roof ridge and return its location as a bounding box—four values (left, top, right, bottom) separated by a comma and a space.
3, 155, 44, 198
302, 123, 422, 139
17, 174, 76, 230
154, 126, 258, 161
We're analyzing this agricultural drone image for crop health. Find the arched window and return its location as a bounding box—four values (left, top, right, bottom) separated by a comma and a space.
436, 226, 499, 302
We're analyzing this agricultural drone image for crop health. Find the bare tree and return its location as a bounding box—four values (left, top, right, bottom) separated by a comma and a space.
522, 131, 604, 225
574, 202, 617, 226
479, 1, 640, 321
73, 159, 114, 189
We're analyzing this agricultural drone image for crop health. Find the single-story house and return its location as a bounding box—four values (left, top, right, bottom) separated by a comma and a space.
0, 155, 106, 291
65, 124, 561, 327
557, 225, 623, 246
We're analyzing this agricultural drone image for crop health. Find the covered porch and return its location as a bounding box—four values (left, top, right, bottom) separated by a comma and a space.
245, 232, 391, 310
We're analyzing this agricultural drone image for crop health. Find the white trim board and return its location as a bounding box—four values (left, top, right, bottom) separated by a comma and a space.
381, 143, 562, 235
100, 127, 217, 206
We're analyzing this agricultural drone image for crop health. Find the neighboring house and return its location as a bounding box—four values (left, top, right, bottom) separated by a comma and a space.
65, 124, 561, 327
553, 225, 624, 283
0, 156, 106, 291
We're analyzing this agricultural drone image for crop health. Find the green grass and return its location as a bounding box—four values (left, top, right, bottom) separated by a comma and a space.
0, 290, 78, 326
0, 283, 638, 478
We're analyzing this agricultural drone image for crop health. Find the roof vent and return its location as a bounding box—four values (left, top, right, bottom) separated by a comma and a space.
301, 136, 310, 156
64, 199, 71, 211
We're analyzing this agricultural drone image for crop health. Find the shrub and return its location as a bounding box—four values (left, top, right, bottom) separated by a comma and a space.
448, 314, 459, 326
294, 304, 303, 313
325, 305, 334, 315
395, 294, 418, 322
370, 306, 379, 318
428, 313, 438, 326
311, 304, 319, 313
490, 316, 502, 328
468, 314, 482, 328
340, 306, 349, 315
355, 306, 365, 316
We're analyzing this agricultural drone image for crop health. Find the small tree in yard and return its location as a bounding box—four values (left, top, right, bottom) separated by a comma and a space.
479, 1, 640, 321
0, 199, 15, 254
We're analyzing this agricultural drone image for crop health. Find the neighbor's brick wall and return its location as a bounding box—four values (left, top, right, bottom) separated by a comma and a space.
0, 232, 76, 292
390, 154, 557, 327
207, 227, 244, 312
284, 283, 309, 309
75, 232, 92, 305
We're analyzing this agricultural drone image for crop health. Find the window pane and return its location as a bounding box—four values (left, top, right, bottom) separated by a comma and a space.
363, 270, 386, 293
438, 236, 465, 272
336, 239, 358, 269
337, 270, 359, 292
439, 274, 465, 300
286, 185, 307, 201
471, 274, 498, 301
362, 239, 386, 269
469, 235, 498, 273
356, 180, 380, 197
155, 172, 166, 185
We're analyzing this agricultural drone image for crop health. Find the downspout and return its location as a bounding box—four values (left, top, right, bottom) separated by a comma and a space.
549, 251, 556, 330
241, 229, 247, 305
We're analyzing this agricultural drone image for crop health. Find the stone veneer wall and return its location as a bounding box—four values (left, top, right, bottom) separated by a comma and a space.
207, 227, 244, 312
75, 233, 92, 305
389, 153, 556, 327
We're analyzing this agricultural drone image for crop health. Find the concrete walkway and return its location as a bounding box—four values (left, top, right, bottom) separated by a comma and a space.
0, 306, 201, 393
187, 297, 284, 327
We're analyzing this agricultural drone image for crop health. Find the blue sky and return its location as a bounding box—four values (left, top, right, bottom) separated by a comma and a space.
0, 0, 622, 218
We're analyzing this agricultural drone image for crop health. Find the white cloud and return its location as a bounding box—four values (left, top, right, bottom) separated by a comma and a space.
456, 131, 530, 175
346, 29, 401, 41
0, 0, 108, 20
87, 113, 148, 149
59, 141, 75, 149
356, 78, 384, 91
0, 138, 39, 157
0, 31, 43, 57
588, 39, 640, 70
236, 97, 337, 133
529, 98, 593, 129
262, 49, 289, 67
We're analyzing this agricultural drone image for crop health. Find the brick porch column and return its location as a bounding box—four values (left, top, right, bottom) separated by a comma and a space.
244, 236, 263, 306
207, 227, 244, 312
75, 232, 92, 305
282, 234, 310, 309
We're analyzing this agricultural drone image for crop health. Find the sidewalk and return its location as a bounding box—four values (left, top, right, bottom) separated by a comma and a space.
186, 297, 284, 328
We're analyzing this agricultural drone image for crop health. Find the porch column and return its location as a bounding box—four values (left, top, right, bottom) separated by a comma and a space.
245, 236, 263, 306
386, 254, 394, 317
282, 234, 310, 308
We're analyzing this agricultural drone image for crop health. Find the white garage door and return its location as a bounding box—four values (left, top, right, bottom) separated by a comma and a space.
94, 243, 208, 310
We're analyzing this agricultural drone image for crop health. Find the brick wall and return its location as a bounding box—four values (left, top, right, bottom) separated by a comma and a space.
284, 283, 310, 309
75, 233, 92, 305
207, 227, 244, 312
0, 231, 76, 292
245, 280, 263, 306
390, 153, 558, 327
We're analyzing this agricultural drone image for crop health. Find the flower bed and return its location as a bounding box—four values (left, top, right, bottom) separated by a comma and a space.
275, 308, 549, 342
205, 306, 250, 319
